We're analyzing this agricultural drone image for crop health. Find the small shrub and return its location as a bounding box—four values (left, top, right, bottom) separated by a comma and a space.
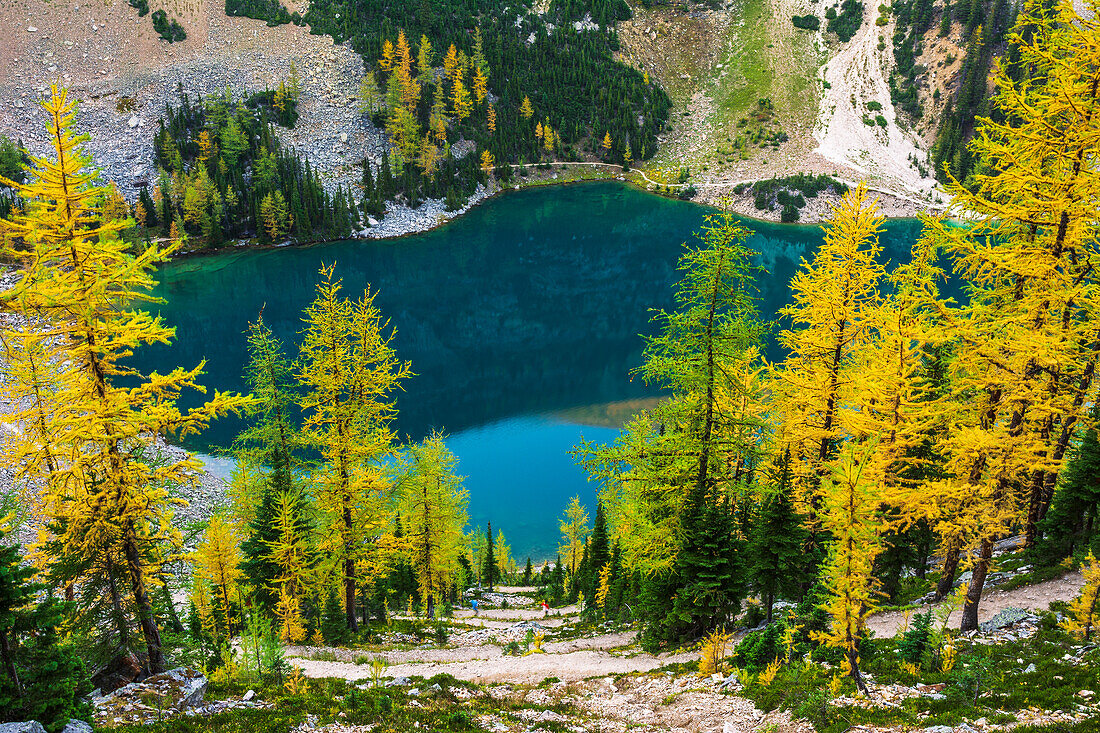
151, 10, 186, 42
792, 13, 821, 29
898, 610, 934, 665
735, 621, 785, 672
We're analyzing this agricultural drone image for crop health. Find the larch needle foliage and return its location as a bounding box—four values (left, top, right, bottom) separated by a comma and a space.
0, 85, 250, 673
393, 432, 469, 606
923, 0, 1100, 630
298, 264, 412, 631
1062, 552, 1100, 641
773, 183, 885, 499
191, 514, 243, 637
814, 445, 886, 693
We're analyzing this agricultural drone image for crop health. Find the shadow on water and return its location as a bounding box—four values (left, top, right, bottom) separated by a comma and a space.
136, 181, 924, 559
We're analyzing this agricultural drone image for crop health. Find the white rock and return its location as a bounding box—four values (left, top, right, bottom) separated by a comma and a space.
27, 26, 37, 32
128, 116, 139, 128
243, 689, 255, 701
339, 132, 348, 143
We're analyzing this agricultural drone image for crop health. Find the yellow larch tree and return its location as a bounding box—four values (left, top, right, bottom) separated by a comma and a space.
393, 31, 421, 113
393, 431, 469, 614
443, 44, 460, 83
0, 85, 251, 673
269, 486, 312, 643
297, 264, 412, 632
473, 66, 488, 104
487, 105, 497, 134
416, 36, 434, 86
191, 514, 243, 636
380, 38, 395, 71
559, 496, 589, 575
451, 75, 472, 121
519, 95, 534, 120
260, 190, 289, 241
813, 445, 886, 694
772, 184, 886, 504
480, 149, 495, 175
921, 0, 1100, 630
418, 135, 442, 179
495, 529, 514, 577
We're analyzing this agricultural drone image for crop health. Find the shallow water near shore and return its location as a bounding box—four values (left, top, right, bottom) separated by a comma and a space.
137, 181, 924, 561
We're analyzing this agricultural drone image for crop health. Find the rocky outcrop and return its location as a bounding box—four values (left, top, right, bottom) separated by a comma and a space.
93, 668, 207, 726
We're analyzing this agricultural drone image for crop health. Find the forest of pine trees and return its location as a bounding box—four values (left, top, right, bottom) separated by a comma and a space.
146, 83, 360, 249
1, 0, 1100, 725
305, 0, 668, 165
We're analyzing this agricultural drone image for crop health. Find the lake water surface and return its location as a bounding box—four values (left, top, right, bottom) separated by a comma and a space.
136, 182, 923, 560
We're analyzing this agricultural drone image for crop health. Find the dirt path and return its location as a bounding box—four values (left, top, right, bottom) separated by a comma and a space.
291, 632, 694, 685
867, 570, 1085, 638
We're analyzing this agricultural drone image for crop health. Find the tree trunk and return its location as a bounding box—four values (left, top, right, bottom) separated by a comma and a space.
105, 553, 130, 650
159, 583, 184, 634
1025, 468, 1047, 548
847, 642, 868, 695
934, 537, 961, 602
694, 250, 723, 498
123, 534, 166, 674
344, 552, 358, 633
0, 629, 23, 697
960, 538, 993, 632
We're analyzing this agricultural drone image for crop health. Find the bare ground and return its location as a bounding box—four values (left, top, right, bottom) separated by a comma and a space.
0, 0, 376, 198
868, 570, 1087, 638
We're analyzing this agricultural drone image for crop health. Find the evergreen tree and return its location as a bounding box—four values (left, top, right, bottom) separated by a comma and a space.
0, 533, 91, 730
482, 522, 497, 591
1038, 405, 1100, 561
239, 455, 291, 617
642, 487, 744, 648
590, 501, 610, 570
523, 557, 534, 586
749, 450, 809, 621
320, 588, 348, 645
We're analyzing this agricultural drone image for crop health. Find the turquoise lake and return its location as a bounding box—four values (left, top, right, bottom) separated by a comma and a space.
136, 182, 924, 561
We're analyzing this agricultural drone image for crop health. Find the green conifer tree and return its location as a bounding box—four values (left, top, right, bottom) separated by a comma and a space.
590, 501, 610, 570
1039, 404, 1100, 561
0, 533, 91, 729
749, 450, 809, 621
482, 522, 496, 591
239, 452, 293, 616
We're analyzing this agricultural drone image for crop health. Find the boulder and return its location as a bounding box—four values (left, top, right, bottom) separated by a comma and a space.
91, 652, 144, 693
0, 724, 46, 733
95, 668, 207, 719
62, 722, 93, 733
979, 607, 1036, 633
